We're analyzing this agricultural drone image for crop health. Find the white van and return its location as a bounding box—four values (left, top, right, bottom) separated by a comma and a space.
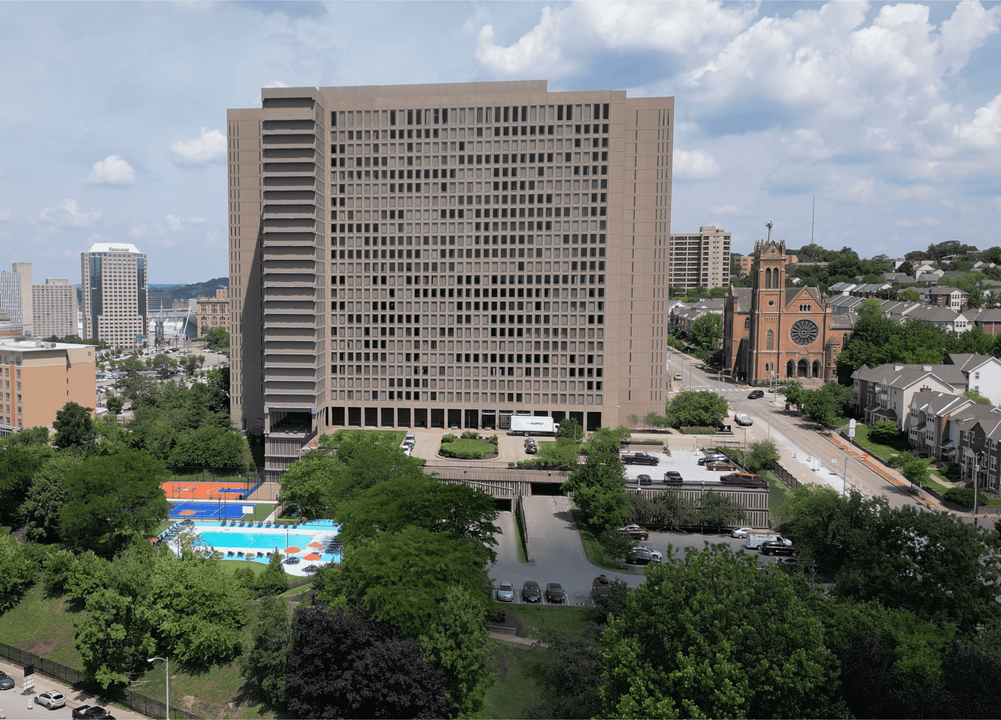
744, 532, 791, 550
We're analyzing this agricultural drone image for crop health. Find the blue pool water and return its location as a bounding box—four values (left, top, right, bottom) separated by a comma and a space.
197, 531, 319, 549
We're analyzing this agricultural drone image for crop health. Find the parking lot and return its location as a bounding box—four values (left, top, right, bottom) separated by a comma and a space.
619, 448, 748, 487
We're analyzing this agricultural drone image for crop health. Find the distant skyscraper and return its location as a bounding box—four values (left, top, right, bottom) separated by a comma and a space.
0, 262, 34, 337
669, 226, 731, 290
80, 243, 148, 348
32, 278, 79, 339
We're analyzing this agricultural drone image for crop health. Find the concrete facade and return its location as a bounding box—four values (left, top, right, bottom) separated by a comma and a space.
0, 262, 33, 337
197, 288, 230, 335
668, 225, 730, 290
32, 278, 79, 339
0, 338, 96, 434
81, 243, 148, 349
228, 81, 674, 478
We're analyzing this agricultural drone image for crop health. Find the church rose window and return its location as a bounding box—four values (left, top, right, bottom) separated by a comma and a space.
790, 319, 819, 346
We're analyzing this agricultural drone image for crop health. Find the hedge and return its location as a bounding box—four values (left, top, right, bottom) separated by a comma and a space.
943, 487, 991, 508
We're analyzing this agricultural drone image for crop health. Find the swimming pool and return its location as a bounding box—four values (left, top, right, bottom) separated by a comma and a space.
197, 531, 318, 550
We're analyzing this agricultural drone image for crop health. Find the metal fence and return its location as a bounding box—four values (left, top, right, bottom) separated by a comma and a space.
0, 641, 201, 720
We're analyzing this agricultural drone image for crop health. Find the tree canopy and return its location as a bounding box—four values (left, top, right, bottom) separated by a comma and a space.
53, 401, 96, 450
562, 440, 630, 532
664, 391, 729, 428
689, 312, 724, 349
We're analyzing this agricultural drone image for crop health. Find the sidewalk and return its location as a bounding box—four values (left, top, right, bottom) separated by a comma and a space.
0, 657, 147, 719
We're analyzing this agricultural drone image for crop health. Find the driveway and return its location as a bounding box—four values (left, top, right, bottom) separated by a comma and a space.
0, 658, 147, 720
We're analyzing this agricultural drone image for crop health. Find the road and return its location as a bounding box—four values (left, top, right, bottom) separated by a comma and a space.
0, 657, 146, 720
665, 346, 968, 515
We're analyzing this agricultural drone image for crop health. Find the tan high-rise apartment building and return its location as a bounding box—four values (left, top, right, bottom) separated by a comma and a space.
228, 81, 673, 477
0, 338, 96, 435
668, 226, 731, 290
81, 243, 148, 348
33, 278, 79, 339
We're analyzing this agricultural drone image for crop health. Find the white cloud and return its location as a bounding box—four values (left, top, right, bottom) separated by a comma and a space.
953, 92, 1001, 146
39, 199, 101, 228
674, 149, 721, 179
939, 0, 1001, 74
170, 127, 226, 165
895, 185, 938, 201
165, 214, 207, 233
710, 204, 761, 217
895, 217, 942, 227
86, 155, 135, 186
475, 6, 569, 74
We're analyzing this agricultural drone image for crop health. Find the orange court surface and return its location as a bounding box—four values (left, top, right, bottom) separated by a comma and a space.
161, 480, 254, 501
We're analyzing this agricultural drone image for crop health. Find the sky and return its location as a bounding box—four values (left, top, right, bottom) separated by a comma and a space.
1, 1, 1000, 284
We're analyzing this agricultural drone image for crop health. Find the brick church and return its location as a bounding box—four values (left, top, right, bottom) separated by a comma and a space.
723, 239, 853, 387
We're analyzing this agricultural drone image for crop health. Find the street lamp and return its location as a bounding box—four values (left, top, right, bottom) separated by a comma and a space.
148, 656, 169, 720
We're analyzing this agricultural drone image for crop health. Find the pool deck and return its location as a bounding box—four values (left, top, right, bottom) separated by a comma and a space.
159, 520, 341, 577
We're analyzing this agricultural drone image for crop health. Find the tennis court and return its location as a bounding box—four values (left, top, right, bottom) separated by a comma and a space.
162, 480, 260, 501
168, 501, 257, 520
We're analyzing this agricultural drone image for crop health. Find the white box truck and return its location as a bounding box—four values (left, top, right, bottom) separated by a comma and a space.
510, 416, 560, 436
744, 531, 792, 550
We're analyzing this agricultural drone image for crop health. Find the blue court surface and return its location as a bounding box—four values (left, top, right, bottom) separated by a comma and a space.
168, 501, 254, 520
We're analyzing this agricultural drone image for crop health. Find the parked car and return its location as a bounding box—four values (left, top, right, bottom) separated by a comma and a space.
73, 706, 116, 720
706, 460, 738, 472
35, 692, 66, 709
521, 580, 542, 603
663, 470, 683, 485
760, 540, 797, 557
697, 453, 727, 466
591, 574, 612, 598
747, 389, 765, 399
734, 413, 753, 426
545, 582, 566, 604
0, 670, 13, 691
618, 524, 649, 540
637, 474, 653, 485
628, 547, 663, 565
622, 452, 659, 466
730, 527, 753, 539
496, 581, 515, 602
720, 472, 767, 488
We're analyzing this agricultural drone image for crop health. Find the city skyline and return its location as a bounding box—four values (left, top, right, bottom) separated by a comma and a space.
1, 1, 999, 283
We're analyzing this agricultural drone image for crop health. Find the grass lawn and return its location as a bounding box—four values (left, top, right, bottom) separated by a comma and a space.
0, 583, 83, 669
850, 424, 909, 464
483, 640, 548, 719
324, 428, 406, 448
440, 437, 497, 458
513, 514, 528, 563
218, 559, 268, 575
577, 526, 636, 574
491, 603, 593, 637
242, 502, 277, 522
760, 468, 793, 521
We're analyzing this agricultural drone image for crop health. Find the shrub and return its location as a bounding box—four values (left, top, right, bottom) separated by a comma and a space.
441, 433, 456, 443
439, 445, 488, 459
461, 430, 479, 440
944, 487, 991, 508
488, 435, 499, 445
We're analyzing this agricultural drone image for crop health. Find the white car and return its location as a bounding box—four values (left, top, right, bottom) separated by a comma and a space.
496, 581, 515, 602
634, 545, 663, 563
730, 527, 752, 539
35, 692, 66, 710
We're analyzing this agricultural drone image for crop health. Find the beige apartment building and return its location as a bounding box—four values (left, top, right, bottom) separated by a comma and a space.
0, 262, 34, 337
228, 81, 674, 477
81, 243, 148, 349
669, 225, 731, 290
197, 288, 230, 335
33, 278, 79, 339
0, 338, 96, 435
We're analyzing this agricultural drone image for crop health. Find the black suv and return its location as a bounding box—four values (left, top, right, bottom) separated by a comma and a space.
623, 452, 659, 466
760, 540, 797, 557
748, 389, 765, 399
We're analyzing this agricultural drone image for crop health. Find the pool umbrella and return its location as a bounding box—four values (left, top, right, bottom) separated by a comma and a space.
307, 541, 323, 548
303, 553, 321, 561
285, 546, 301, 554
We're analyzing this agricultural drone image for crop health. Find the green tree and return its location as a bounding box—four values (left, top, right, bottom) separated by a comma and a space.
562, 446, 631, 532
149, 549, 248, 665
643, 411, 665, 429
870, 419, 904, 443
899, 453, 931, 488
0, 439, 54, 526
59, 450, 171, 555
74, 587, 157, 689
693, 491, 747, 531
530, 624, 605, 720
331, 526, 490, 641
600, 545, 845, 719
334, 476, 500, 563
557, 416, 584, 441
899, 287, 921, 302
417, 585, 494, 717
105, 391, 124, 416
241, 596, 292, 709
53, 401, 96, 450
689, 312, 723, 349
0, 534, 35, 613
151, 353, 177, 380
650, 490, 696, 531
280, 450, 344, 518
255, 551, 290, 597
781, 380, 806, 408
964, 389, 991, 405
19, 453, 80, 542
664, 391, 729, 428
626, 413, 640, 428
204, 326, 230, 350
743, 440, 779, 472
802, 383, 854, 430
